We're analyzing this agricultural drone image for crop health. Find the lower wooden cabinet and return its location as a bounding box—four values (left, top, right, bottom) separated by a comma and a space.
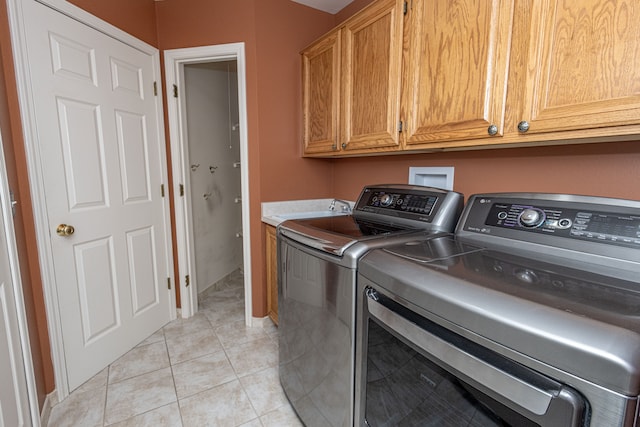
265, 224, 278, 325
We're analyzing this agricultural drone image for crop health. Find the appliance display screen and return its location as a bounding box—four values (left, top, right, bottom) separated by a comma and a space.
578, 213, 640, 239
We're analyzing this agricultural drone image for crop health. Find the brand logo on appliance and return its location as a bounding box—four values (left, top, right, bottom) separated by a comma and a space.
467, 226, 490, 233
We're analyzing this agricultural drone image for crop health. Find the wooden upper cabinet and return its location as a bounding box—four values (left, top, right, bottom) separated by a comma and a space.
302, 0, 404, 156
401, 0, 515, 147
302, 29, 341, 154
340, 0, 404, 153
519, 0, 640, 136
302, 0, 640, 156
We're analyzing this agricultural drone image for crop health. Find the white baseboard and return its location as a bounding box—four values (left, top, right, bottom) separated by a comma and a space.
251, 316, 271, 328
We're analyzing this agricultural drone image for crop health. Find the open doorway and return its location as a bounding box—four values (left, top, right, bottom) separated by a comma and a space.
164, 44, 252, 325
183, 61, 243, 295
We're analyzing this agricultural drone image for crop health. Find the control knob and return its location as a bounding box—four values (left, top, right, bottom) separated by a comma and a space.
558, 218, 572, 229
379, 194, 393, 207
518, 208, 545, 228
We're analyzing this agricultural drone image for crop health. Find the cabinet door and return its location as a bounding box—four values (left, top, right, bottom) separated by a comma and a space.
401, 0, 514, 146
340, 0, 404, 153
265, 225, 278, 325
302, 30, 341, 155
519, 0, 640, 135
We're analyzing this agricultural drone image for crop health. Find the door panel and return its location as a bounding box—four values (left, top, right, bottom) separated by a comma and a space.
116, 111, 151, 204
401, 0, 514, 145
302, 29, 341, 154
127, 227, 160, 314
74, 236, 119, 344
521, 0, 640, 133
341, 0, 403, 152
23, 0, 171, 390
111, 58, 144, 98
50, 33, 97, 85
58, 98, 108, 209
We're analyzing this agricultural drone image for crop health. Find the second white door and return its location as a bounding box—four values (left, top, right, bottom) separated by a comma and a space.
0, 131, 34, 427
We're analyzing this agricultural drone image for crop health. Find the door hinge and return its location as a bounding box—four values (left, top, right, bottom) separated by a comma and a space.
9, 190, 17, 217
161, 184, 165, 197
403, 1, 408, 15
153, 81, 158, 96
173, 84, 178, 98
185, 275, 190, 287
167, 277, 171, 290
179, 184, 184, 196
398, 120, 404, 133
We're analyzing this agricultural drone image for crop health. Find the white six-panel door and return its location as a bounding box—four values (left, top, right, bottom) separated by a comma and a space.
19, 0, 173, 391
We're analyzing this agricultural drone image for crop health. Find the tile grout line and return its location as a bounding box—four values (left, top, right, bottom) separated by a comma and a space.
101, 365, 110, 426
164, 328, 185, 427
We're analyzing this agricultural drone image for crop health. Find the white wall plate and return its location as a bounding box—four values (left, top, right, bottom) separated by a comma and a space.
408, 167, 454, 191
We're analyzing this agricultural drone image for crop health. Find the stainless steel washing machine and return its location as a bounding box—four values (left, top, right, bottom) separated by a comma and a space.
277, 184, 464, 427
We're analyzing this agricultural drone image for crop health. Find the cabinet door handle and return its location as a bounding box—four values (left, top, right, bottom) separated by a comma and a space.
518, 120, 530, 133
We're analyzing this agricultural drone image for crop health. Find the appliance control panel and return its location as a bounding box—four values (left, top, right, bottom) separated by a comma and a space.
460, 194, 640, 252
353, 185, 464, 232
360, 190, 438, 216
485, 203, 640, 247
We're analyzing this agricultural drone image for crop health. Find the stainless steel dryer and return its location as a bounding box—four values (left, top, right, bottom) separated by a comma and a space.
356, 192, 640, 426
277, 184, 464, 427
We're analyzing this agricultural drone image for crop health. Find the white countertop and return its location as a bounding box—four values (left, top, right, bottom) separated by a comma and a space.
261, 198, 354, 227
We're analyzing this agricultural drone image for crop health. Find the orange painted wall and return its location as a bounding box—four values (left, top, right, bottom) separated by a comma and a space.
253, 0, 338, 201
331, 141, 640, 202
67, 0, 158, 46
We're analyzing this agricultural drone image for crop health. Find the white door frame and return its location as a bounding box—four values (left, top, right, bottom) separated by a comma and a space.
6, 0, 176, 399
164, 44, 252, 324
0, 130, 40, 426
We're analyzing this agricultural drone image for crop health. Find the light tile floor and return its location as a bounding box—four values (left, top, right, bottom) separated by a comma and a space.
47, 271, 303, 427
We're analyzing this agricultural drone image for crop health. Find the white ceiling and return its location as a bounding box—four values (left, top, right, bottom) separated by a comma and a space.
291, 0, 354, 14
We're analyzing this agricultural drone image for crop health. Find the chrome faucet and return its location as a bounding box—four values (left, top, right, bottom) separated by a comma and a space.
330, 199, 352, 213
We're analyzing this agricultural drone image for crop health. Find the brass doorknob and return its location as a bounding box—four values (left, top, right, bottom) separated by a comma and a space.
56, 224, 75, 237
